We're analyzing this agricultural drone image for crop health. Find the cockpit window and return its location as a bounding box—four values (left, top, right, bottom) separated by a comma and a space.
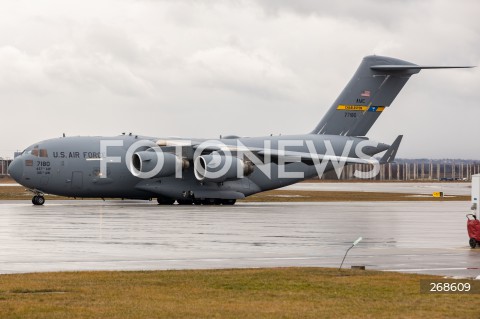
27, 147, 48, 157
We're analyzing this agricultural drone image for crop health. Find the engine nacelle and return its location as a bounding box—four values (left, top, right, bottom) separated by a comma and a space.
194, 153, 254, 183
132, 150, 189, 178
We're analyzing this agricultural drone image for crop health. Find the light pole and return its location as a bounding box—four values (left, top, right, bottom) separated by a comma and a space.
339, 237, 363, 270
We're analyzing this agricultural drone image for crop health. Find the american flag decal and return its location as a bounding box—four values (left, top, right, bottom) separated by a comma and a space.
360, 90, 371, 97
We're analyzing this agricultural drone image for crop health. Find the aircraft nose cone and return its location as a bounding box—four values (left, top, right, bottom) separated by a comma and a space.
8, 158, 23, 182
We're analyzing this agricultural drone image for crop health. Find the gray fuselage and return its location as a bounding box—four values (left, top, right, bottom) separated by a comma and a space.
8, 134, 387, 201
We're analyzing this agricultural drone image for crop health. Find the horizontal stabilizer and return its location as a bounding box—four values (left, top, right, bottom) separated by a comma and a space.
371, 65, 475, 71
379, 135, 403, 164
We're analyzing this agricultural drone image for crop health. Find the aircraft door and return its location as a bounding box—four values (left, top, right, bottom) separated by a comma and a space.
71, 171, 83, 189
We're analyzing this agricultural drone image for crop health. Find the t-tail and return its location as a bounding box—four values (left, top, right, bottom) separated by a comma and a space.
312, 55, 473, 136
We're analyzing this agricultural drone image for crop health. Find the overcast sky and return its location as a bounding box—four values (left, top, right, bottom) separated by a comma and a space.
0, 0, 479, 159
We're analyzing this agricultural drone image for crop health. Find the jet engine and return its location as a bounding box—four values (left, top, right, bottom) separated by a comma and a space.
132, 150, 189, 178
194, 153, 254, 183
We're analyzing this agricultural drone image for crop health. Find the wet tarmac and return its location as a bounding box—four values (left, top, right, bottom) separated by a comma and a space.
0, 182, 471, 196
284, 182, 471, 196
1, 200, 478, 278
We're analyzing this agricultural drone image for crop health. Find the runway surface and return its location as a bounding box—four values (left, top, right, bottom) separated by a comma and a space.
284, 182, 471, 195
0, 200, 478, 278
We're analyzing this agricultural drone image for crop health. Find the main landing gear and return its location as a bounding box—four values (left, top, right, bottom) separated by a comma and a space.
156, 197, 237, 205
191, 198, 236, 205
32, 195, 45, 206
156, 197, 176, 205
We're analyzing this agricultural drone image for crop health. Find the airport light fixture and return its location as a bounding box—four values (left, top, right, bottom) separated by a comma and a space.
339, 237, 363, 270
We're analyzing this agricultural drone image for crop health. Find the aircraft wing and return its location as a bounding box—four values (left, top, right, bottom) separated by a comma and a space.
256, 149, 379, 166
187, 143, 374, 165
259, 135, 403, 166
159, 137, 401, 166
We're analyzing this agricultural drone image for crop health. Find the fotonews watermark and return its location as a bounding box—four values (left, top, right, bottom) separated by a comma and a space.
99, 139, 382, 180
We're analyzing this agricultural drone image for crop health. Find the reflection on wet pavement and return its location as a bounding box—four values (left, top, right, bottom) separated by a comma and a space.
0, 200, 478, 278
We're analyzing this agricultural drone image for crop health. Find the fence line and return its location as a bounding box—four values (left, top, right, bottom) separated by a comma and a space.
0, 159, 11, 176
330, 162, 480, 181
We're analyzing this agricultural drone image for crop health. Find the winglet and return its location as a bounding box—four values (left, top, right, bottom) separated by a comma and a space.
379, 135, 403, 164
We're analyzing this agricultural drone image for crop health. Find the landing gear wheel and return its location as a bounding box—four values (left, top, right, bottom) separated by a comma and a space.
157, 197, 175, 205
36, 196, 45, 205
32, 195, 45, 206
221, 199, 236, 205
469, 238, 477, 249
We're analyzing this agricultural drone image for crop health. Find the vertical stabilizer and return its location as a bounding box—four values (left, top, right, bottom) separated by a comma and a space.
312, 55, 419, 136
312, 55, 473, 136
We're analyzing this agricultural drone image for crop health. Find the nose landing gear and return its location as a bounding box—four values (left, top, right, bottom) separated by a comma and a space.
28, 189, 45, 206
32, 195, 45, 206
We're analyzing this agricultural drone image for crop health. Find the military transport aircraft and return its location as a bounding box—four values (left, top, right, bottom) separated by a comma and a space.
8, 55, 472, 205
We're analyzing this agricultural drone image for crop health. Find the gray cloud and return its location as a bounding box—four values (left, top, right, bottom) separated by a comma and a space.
186, 46, 298, 99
